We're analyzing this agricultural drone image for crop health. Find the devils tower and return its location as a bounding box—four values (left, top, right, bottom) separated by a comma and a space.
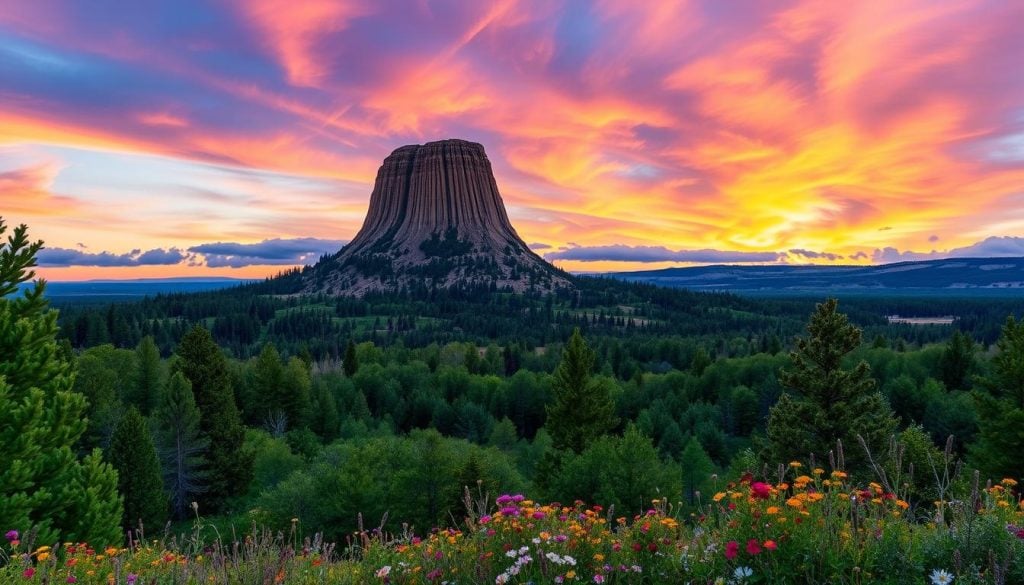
303, 139, 573, 296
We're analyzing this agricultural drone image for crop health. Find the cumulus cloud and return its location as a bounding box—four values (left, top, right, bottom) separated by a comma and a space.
788, 249, 844, 261
188, 237, 346, 268
872, 236, 1024, 263
544, 244, 781, 263
37, 247, 189, 267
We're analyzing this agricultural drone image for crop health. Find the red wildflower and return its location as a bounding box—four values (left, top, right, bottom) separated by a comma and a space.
725, 541, 739, 560
751, 482, 772, 499
764, 539, 778, 551
746, 539, 762, 555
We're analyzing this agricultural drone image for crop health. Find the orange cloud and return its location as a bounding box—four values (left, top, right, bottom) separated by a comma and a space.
0, 162, 80, 217
241, 0, 372, 87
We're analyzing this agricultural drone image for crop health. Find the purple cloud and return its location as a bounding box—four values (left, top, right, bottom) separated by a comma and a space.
872, 236, 1024, 263
188, 237, 346, 268
788, 249, 844, 261
544, 244, 780, 264
37, 247, 189, 267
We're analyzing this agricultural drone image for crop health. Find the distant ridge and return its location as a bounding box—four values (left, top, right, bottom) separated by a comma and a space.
609, 257, 1024, 295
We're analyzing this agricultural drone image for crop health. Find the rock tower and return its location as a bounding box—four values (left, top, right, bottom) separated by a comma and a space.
303, 139, 572, 296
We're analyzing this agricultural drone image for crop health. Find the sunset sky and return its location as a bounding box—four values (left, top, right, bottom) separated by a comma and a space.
2, 0, 1023, 280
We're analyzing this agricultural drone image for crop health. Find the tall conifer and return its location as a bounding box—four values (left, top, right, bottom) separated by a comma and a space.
108, 407, 167, 529
173, 325, 252, 511
0, 218, 122, 544
546, 328, 618, 453
764, 298, 897, 474
153, 372, 209, 519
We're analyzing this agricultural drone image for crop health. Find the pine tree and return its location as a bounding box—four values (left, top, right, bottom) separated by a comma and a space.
281, 357, 312, 429
108, 407, 167, 530
343, 339, 359, 377
153, 372, 209, 519
970, 316, 1024, 481
764, 298, 897, 475
679, 437, 715, 505
546, 328, 618, 453
173, 325, 252, 512
252, 343, 285, 425
0, 218, 122, 544
939, 330, 976, 391
131, 336, 164, 414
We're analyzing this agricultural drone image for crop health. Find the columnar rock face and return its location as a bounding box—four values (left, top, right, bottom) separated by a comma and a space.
304, 139, 573, 296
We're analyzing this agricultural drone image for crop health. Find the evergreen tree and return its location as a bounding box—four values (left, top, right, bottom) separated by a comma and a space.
545, 328, 618, 453
764, 299, 897, 475
310, 384, 340, 441
252, 343, 285, 425
131, 336, 164, 414
679, 437, 715, 505
970, 316, 1024, 481
690, 347, 712, 376
0, 218, 122, 544
343, 339, 359, 377
281, 356, 313, 429
108, 407, 167, 530
173, 325, 252, 511
939, 330, 976, 391
153, 372, 209, 520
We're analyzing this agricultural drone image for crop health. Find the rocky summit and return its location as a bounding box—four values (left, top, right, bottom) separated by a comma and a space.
303, 139, 573, 296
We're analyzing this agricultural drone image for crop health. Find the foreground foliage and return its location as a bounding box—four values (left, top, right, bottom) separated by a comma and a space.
3, 469, 1022, 585
0, 219, 122, 545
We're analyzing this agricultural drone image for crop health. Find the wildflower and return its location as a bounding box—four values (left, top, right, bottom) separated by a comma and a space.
126, 575, 138, 585
1001, 478, 1017, 487
786, 497, 803, 508
725, 541, 739, 560
376, 565, 392, 578
5, 530, 18, 541
746, 539, 762, 555
713, 492, 726, 502
594, 576, 605, 583
766, 506, 780, 515
930, 569, 954, 585
480, 515, 492, 524
789, 461, 802, 468
763, 540, 777, 551
734, 566, 753, 579
750, 482, 771, 499
22, 567, 35, 578
66, 576, 77, 584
